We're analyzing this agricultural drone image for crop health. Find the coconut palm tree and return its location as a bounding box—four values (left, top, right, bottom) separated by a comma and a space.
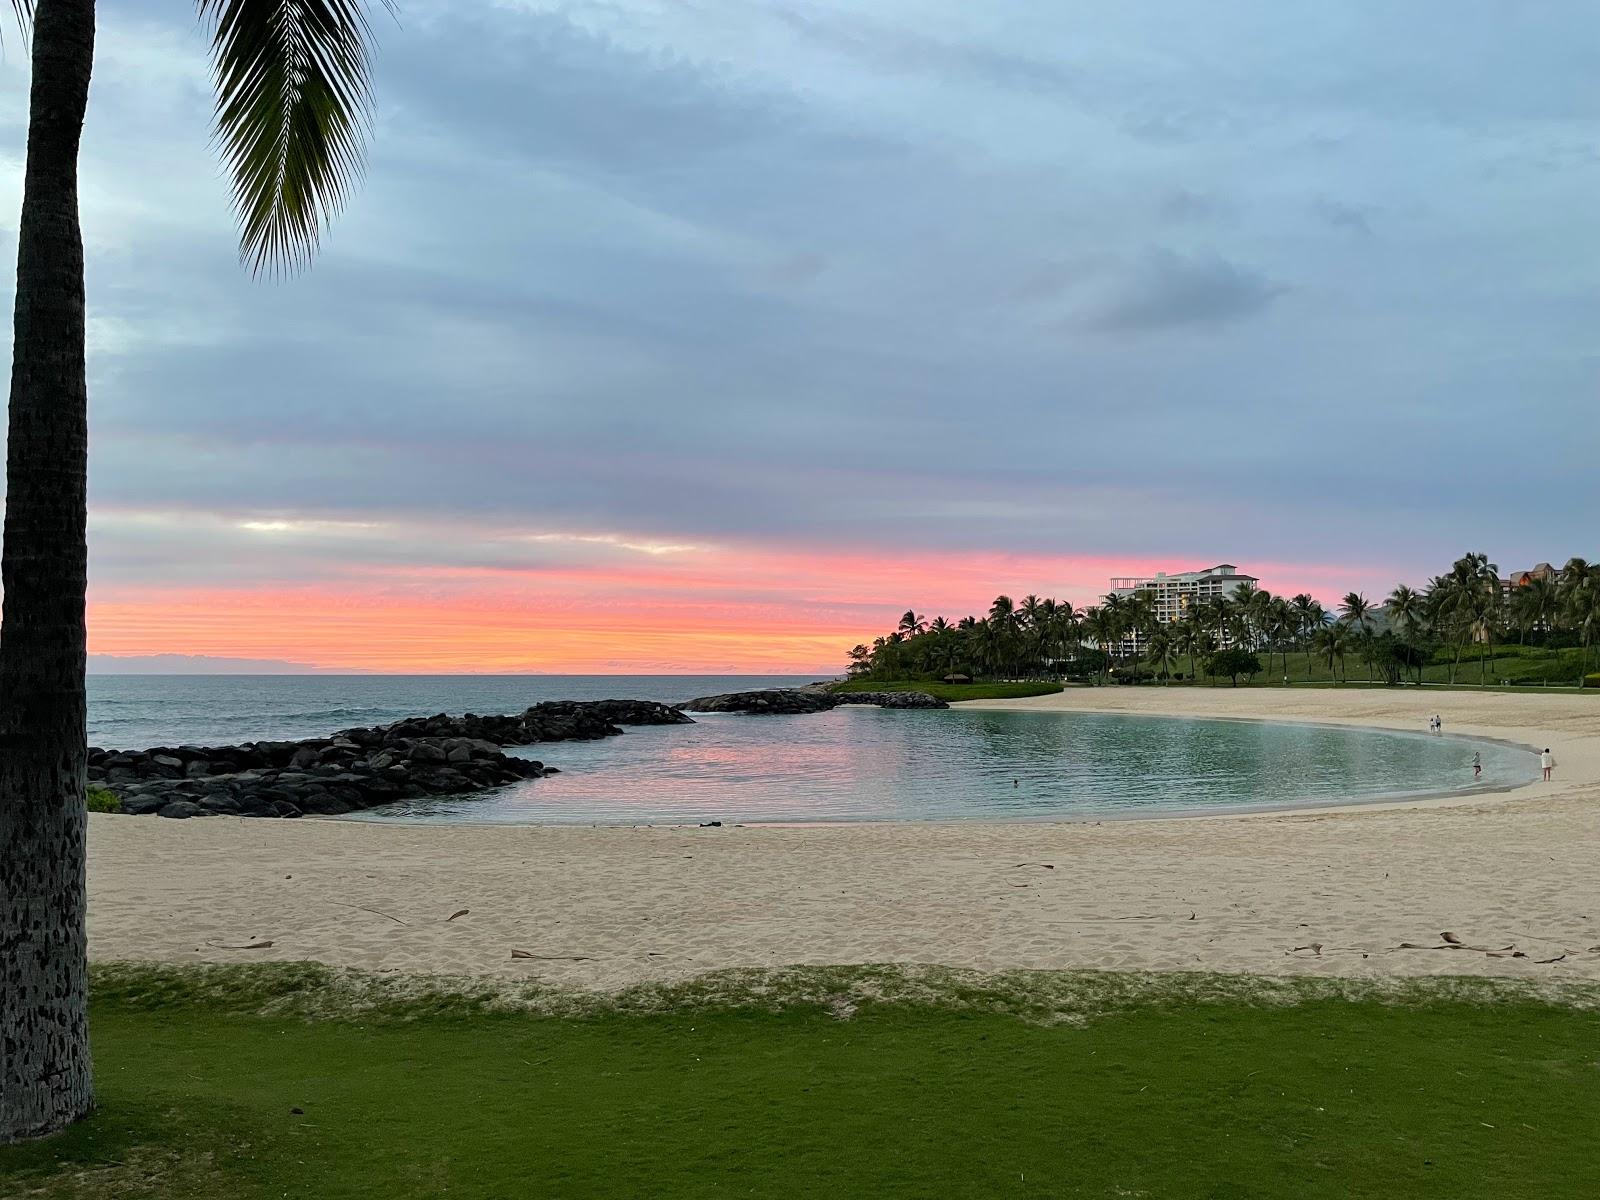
1, 0, 390, 1142
1559, 557, 1592, 592
1265, 595, 1293, 680
987, 595, 1019, 676
1510, 578, 1555, 645
1385, 584, 1428, 684
1145, 625, 1175, 684
897, 610, 926, 640
1338, 593, 1377, 680
1098, 593, 1129, 677
1385, 585, 1423, 638
1460, 583, 1501, 684
1428, 554, 1501, 685
1552, 562, 1600, 681
1338, 592, 1372, 633
1199, 594, 1232, 648
1175, 615, 1204, 681
1569, 579, 1600, 682
1049, 600, 1080, 671
1289, 593, 1320, 676
1081, 605, 1117, 684
1121, 591, 1156, 682
1018, 594, 1047, 674
1244, 585, 1274, 653
1315, 623, 1349, 683
1231, 580, 1261, 640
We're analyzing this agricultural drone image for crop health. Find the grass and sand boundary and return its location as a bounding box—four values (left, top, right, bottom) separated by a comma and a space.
16, 686, 1595, 1196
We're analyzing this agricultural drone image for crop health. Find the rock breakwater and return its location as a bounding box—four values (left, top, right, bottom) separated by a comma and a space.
676, 688, 948, 714
92, 699, 692, 819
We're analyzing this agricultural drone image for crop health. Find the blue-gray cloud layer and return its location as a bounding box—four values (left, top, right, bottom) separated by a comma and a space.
2, 0, 1595, 586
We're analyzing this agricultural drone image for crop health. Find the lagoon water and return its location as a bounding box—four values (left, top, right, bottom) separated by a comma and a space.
358, 708, 1533, 824
87, 675, 1536, 825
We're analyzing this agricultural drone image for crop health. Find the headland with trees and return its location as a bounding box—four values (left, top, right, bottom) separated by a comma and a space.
843, 553, 1600, 691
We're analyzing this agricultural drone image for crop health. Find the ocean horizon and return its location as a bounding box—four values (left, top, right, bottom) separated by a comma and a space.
88, 673, 828, 749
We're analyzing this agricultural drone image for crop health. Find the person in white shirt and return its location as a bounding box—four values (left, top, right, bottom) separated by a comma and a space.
1541, 749, 1555, 781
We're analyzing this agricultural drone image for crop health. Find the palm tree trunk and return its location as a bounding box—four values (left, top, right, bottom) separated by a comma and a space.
0, 0, 97, 1144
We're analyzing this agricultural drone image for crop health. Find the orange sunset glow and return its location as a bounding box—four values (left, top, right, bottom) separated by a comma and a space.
87, 539, 1377, 673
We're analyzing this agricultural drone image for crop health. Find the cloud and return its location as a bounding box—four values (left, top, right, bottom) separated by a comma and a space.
1159, 189, 1228, 224
1084, 251, 1286, 332
766, 5, 1084, 98
1314, 197, 1375, 235
0, 0, 1592, 669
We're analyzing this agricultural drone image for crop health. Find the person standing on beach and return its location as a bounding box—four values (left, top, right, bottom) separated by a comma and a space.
1541, 749, 1555, 781
1472, 751, 1481, 779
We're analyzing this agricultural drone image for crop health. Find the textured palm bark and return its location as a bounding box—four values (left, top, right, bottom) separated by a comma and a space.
0, 0, 97, 1143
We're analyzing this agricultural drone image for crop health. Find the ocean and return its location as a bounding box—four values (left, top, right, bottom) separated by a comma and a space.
85, 674, 1537, 825
87, 674, 820, 749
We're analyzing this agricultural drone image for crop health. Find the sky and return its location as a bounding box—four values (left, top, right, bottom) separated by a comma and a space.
2, 1, 1596, 673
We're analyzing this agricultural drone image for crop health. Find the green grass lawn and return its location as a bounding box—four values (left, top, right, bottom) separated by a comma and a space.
1192, 644, 1593, 689
833, 679, 1065, 701
5, 966, 1599, 1199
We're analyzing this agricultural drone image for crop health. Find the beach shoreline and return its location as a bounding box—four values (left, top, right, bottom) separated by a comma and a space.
87, 686, 1600, 988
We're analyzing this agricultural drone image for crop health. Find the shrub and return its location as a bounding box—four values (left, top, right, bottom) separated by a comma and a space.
1203, 648, 1262, 686
1585, 673, 1600, 690
86, 785, 121, 814
1059, 650, 1108, 678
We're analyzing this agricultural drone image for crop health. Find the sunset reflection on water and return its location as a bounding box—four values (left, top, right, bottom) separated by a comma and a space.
348, 708, 1536, 826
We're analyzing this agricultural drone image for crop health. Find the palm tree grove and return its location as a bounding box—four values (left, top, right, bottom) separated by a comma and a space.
848, 554, 1600, 690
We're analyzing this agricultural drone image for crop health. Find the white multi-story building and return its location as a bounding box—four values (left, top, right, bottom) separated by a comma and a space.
1102, 564, 1258, 654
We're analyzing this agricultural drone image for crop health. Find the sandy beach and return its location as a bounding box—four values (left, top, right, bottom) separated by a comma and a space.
87, 687, 1600, 989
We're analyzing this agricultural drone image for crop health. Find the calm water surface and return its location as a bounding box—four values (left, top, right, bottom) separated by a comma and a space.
353, 707, 1536, 825
86, 676, 1535, 824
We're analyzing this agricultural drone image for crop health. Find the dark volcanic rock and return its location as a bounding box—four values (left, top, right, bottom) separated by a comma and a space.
678, 689, 838, 715
95, 698, 693, 820
96, 736, 546, 820
835, 690, 948, 710
335, 698, 692, 751
158, 800, 206, 819
677, 688, 947, 714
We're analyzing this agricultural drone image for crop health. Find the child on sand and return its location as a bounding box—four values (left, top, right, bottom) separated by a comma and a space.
1541, 749, 1555, 781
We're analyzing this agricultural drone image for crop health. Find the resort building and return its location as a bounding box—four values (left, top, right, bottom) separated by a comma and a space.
1500, 562, 1555, 602
1102, 564, 1259, 654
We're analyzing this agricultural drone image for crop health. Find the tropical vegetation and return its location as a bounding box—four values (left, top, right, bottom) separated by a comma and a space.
1, 0, 389, 1143
846, 553, 1600, 690
83, 786, 119, 814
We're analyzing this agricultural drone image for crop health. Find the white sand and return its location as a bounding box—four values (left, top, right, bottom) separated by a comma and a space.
88, 687, 1600, 988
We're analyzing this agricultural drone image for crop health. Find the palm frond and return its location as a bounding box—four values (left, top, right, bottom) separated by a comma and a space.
7, 1, 31, 42
199, 0, 390, 274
